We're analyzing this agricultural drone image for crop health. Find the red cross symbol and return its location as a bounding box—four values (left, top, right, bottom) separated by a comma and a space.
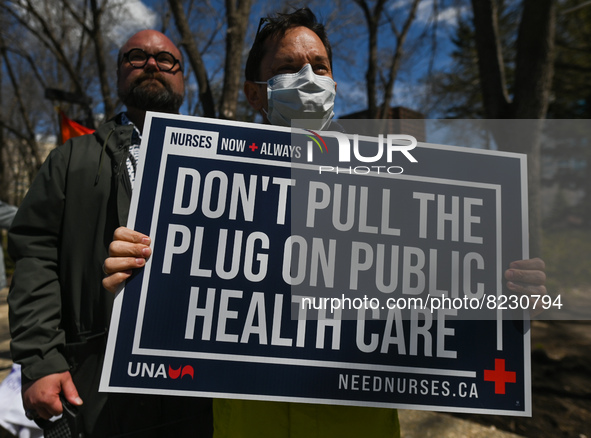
484, 358, 516, 394
249, 142, 258, 151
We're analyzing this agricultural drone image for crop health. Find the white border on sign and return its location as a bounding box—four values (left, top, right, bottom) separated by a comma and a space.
133, 119, 503, 377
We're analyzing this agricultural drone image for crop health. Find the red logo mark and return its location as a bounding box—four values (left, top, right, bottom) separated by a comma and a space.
249, 142, 258, 151
484, 359, 516, 394
169, 365, 194, 380
306, 129, 328, 154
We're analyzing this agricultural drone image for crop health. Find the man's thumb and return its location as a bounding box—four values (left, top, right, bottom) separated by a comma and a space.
61, 373, 83, 406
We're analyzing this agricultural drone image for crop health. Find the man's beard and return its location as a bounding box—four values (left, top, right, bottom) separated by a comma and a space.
119, 73, 184, 114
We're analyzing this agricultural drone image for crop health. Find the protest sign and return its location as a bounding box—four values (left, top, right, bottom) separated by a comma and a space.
100, 113, 531, 416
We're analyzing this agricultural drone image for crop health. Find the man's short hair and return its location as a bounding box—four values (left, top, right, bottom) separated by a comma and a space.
245, 8, 333, 82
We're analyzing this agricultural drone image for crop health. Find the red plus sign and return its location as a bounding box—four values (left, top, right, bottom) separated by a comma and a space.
484, 358, 516, 394
249, 142, 258, 151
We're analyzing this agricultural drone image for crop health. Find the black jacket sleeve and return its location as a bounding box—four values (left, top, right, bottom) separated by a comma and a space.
8, 145, 71, 381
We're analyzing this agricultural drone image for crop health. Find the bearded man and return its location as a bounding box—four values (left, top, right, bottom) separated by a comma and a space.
8, 30, 213, 438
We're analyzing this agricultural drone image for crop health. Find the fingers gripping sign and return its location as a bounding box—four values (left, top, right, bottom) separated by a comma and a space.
102, 227, 152, 293
504, 258, 547, 317
505, 258, 546, 295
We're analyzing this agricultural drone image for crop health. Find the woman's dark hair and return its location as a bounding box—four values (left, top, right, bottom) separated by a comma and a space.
244, 8, 332, 81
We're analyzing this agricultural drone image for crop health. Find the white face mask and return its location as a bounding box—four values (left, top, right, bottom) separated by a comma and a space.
256, 64, 336, 130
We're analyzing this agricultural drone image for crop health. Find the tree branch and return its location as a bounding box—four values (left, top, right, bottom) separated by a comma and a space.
380, 0, 421, 118
168, 0, 216, 117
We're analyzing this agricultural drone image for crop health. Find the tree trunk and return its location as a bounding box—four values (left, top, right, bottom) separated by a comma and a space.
472, 0, 556, 257
219, 0, 252, 120
354, 0, 385, 119
471, 0, 511, 119
89, 0, 115, 123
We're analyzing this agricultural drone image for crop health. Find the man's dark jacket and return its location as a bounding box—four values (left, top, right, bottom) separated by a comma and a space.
8, 116, 212, 437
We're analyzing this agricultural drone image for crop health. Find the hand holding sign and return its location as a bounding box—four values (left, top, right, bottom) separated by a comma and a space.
102, 227, 152, 293
504, 258, 547, 317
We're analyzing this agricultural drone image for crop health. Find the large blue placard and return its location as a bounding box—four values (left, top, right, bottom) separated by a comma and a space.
100, 113, 531, 416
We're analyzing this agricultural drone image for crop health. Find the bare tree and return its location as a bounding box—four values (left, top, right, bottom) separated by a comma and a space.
1, 0, 95, 121
354, 0, 386, 118
168, 0, 216, 117
380, 0, 421, 118
169, 0, 252, 120
0, 34, 43, 181
472, 0, 555, 120
472, 0, 556, 256
61, 0, 116, 120
353, 0, 423, 118
0, 0, 143, 202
